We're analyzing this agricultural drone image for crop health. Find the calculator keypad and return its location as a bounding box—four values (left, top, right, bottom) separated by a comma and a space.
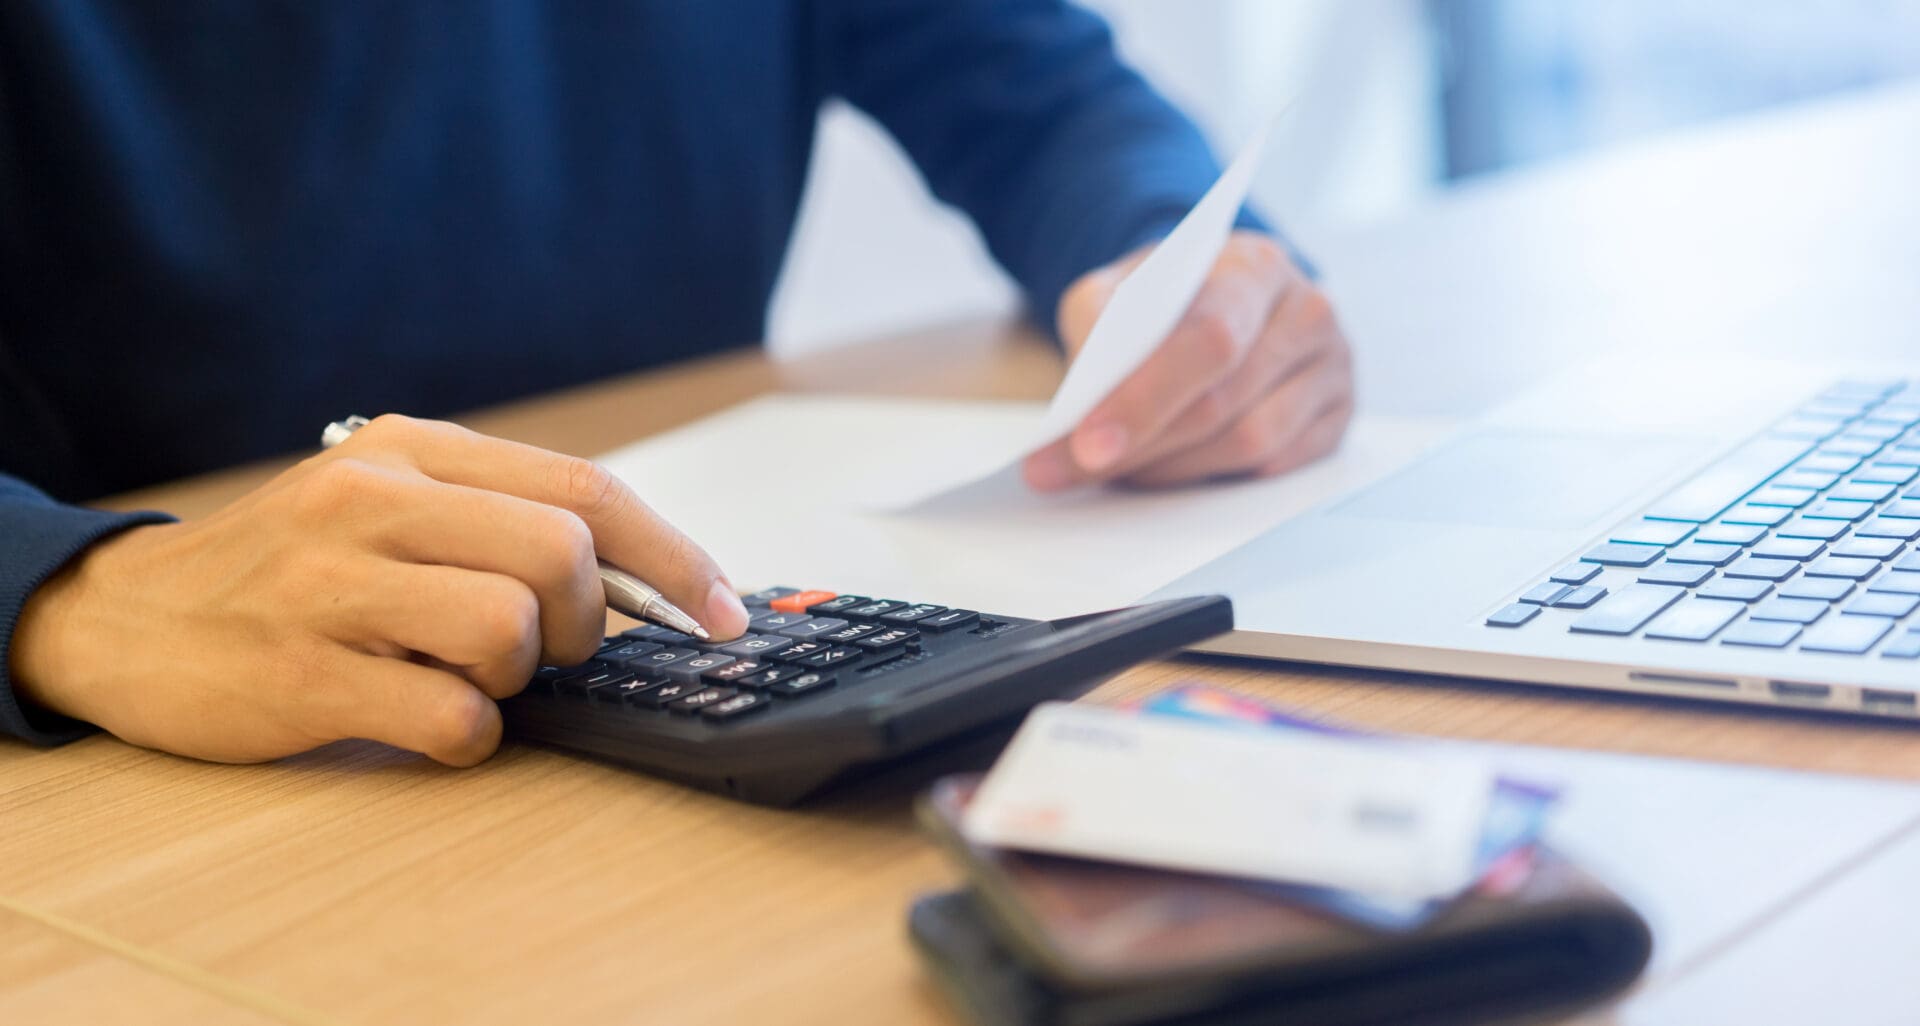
534, 587, 954, 722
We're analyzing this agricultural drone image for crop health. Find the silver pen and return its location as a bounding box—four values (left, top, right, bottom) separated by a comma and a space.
319, 415, 711, 641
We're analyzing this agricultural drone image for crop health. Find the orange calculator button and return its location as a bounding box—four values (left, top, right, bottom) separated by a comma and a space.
771, 589, 836, 613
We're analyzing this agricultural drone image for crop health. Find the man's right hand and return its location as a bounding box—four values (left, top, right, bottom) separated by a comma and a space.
6, 414, 750, 767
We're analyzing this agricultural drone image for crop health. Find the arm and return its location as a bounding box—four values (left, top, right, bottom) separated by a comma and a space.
819, 0, 1285, 330
0, 473, 172, 743
824, 0, 1352, 490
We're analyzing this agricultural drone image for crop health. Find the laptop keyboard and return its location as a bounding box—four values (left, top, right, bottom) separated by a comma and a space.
1486, 379, 1920, 659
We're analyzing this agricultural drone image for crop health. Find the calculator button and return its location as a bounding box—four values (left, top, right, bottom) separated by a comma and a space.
631, 680, 702, 709
562, 668, 636, 698
668, 687, 736, 714
700, 692, 771, 721
719, 634, 794, 658
841, 599, 907, 620
915, 608, 980, 632
856, 628, 920, 651
880, 603, 947, 625
768, 671, 836, 697
597, 641, 664, 667
772, 641, 830, 663
748, 611, 810, 632
637, 647, 701, 670
772, 589, 837, 613
735, 665, 806, 688
619, 624, 681, 642
603, 676, 673, 703
740, 587, 798, 607
703, 659, 766, 684
664, 653, 735, 682
806, 595, 868, 616
774, 617, 848, 640
799, 646, 862, 668
821, 623, 883, 644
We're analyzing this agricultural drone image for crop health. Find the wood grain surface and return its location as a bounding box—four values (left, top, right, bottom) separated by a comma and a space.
7, 316, 1917, 1024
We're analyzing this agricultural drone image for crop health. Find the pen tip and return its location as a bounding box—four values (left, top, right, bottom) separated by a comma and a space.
691, 625, 712, 641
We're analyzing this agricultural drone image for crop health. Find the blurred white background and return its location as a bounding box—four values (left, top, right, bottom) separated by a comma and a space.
765, 0, 1920, 355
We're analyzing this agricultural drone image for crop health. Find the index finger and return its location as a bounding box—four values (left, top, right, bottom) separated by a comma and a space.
339, 416, 750, 639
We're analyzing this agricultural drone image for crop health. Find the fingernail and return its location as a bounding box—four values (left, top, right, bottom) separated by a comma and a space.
1074, 423, 1129, 472
704, 579, 749, 640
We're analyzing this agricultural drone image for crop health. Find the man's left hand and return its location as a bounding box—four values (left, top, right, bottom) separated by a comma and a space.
1023, 231, 1355, 491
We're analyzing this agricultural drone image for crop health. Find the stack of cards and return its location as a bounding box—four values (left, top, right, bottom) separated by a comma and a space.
961, 687, 1558, 929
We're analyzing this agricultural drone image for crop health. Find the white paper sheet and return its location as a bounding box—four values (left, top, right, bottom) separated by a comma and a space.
879, 118, 1278, 509
597, 394, 1451, 620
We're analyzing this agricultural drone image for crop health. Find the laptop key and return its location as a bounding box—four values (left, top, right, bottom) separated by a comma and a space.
1804, 499, 1877, 521
1567, 584, 1684, 635
1666, 542, 1744, 566
1799, 615, 1893, 655
1854, 463, 1920, 485
1720, 620, 1802, 648
1642, 436, 1810, 522
1770, 416, 1848, 442
1722, 504, 1790, 527
1881, 634, 1920, 660
1898, 552, 1920, 573
1550, 563, 1603, 585
1695, 522, 1767, 545
1777, 517, 1850, 541
1805, 556, 1882, 580
1582, 542, 1665, 568
1774, 469, 1842, 491
1746, 485, 1816, 508
1749, 597, 1829, 625
1777, 577, 1855, 601
1866, 571, 1920, 596
1855, 517, 1920, 540
1697, 577, 1771, 602
1883, 500, 1920, 519
1846, 593, 1920, 618
1520, 583, 1571, 605
1638, 563, 1713, 587
1724, 556, 1800, 582
1832, 537, 1903, 560
1551, 585, 1607, 609
1643, 600, 1743, 642
1795, 454, 1863, 475
1609, 520, 1695, 546
1829, 482, 1896, 503
1749, 537, 1825, 561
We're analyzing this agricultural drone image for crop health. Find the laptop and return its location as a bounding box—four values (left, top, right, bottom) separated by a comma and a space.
1149, 356, 1920, 717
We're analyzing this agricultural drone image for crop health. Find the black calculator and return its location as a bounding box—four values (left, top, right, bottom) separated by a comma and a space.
503, 587, 1233, 805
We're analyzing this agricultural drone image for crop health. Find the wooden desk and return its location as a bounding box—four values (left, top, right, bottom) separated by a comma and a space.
6, 322, 1920, 1024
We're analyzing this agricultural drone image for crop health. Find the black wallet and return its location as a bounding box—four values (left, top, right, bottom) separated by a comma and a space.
909, 775, 1652, 1026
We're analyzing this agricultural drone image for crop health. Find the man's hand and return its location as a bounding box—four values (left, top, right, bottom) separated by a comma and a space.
1023, 231, 1354, 491
8, 415, 750, 767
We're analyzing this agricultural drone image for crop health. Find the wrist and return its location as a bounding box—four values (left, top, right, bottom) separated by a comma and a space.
9, 526, 153, 723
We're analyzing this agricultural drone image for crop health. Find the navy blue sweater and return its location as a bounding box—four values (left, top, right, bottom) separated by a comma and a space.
0, 1, 1260, 743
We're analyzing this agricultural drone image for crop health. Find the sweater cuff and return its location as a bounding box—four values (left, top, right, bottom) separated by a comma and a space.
1, 502, 175, 745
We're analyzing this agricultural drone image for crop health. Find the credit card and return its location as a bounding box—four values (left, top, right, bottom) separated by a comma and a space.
962, 702, 1495, 901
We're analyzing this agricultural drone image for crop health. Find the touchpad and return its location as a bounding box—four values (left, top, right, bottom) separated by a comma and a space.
1329, 430, 1704, 530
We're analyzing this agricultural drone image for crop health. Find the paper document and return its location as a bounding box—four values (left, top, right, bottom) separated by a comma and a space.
883, 119, 1278, 508
596, 394, 1450, 620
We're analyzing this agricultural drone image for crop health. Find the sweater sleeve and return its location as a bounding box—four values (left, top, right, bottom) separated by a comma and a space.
0, 473, 173, 744
819, 0, 1307, 335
